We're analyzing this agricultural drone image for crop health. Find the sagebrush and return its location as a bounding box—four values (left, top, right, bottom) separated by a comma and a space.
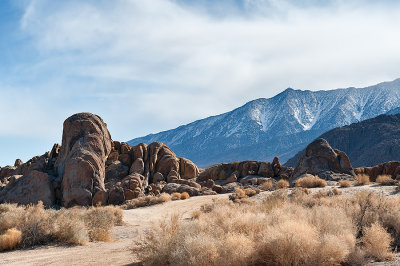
137, 190, 400, 265
0, 202, 123, 250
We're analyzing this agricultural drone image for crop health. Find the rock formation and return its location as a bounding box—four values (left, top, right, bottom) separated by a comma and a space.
291, 138, 356, 181
55, 113, 113, 207
198, 158, 293, 183
355, 161, 400, 181
0, 171, 55, 206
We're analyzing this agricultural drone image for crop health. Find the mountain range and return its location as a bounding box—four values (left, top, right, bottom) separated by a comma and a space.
128, 79, 400, 167
285, 113, 400, 168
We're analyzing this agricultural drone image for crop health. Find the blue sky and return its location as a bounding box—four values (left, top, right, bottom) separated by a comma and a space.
1, 0, 400, 166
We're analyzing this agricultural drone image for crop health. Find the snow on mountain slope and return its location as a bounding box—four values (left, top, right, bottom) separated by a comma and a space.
128, 79, 400, 167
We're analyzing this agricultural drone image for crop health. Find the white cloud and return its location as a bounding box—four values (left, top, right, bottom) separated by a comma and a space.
1, 0, 400, 165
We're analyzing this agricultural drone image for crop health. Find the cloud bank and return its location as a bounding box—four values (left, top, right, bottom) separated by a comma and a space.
1, 0, 400, 165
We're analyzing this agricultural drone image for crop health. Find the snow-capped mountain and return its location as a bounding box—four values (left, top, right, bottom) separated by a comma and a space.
128, 79, 400, 167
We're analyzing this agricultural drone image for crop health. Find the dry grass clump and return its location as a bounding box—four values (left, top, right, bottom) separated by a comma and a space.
229, 188, 259, 203
376, 175, 396, 186
260, 179, 274, 191
180, 192, 190, 200
0, 202, 123, 249
171, 192, 190, 200
171, 193, 182, 201
362, 222, 394, 261
122, 193, 171, 209
355, 174, 371, 186
295, 174, 327, 188
138, 190, 400, 265
0, 228, 22, 251
331, 187, 343, 195
339, 179, 352, 188
275, 179, 289, 189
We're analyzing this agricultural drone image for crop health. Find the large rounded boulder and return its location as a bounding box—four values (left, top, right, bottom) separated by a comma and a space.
292, 138, 355, 181
55, 113, 112, 207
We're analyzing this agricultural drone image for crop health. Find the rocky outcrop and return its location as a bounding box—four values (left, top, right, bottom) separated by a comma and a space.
55, 113, 113, 207
292, 138, 356, 181
355, 161, 400, 181
0, 171, 55, 206
198, 158, 292, 183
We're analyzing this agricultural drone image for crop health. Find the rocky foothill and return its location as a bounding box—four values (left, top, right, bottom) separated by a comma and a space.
1, 113, 399, 208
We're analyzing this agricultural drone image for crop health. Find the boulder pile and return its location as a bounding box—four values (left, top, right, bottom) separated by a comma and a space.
291, 138, 356, 182
0, 113, 201, 207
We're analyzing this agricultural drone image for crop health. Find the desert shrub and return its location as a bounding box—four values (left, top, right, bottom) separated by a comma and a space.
191, 210, 202, 219
362, 222, 394, 261
122, 193, 171, 209
52, 208, 88, 245
275, 179, 289, 189
85, 208, 115, 242
295, 174, 327, 188
260, 179, 274, 191
0, 228, 22, 251
339, 179, 352, 188
180, 192, 190, 200
244, 188, 258, 197
0, 202, 122, 249
376, 175, 396, 186
331, 187, 342, 195
139, 193, 357, 265
171, 193, 182, 201
355, 174, 371, 186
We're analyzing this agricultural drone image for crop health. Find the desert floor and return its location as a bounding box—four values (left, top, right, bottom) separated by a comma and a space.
1, 185, 400, 266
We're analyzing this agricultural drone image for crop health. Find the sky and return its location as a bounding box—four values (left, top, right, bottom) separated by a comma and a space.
1, 0, 400, 166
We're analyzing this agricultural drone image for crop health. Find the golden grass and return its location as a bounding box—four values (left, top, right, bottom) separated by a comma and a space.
0, 202, 123, 249
339, 179, 352, 188
362, 222, 394, 261
122, 193, 171, 209
295, 174, 327, 188
0, 228, 22, 251
355, 174, 371, 186
275, 179, 289, 189
171, 193, 182, 201
137, 191, 400, 265
376, 175, 396, 186
260, 180, 274, 191
180, 192, 190, 200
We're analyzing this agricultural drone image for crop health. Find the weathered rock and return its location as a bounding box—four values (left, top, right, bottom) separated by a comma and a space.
212, 184, 227, 194
258, 162, 274, 177
239, 175, 260, 185
292, 138, 356, 182
120, 143, 131, 154
14, 159, 23, 167
179, 157, 199, 179
124, 189, 137, 200
0, 171, 54, 206
355, 161, 400, 181
224, 173, 238, 184
199, 160, 291, 182
0, 166, 16, 180
167, 170, 180, 183
172, 179, 201, 189
92, 190, 108, 206
108, 187, 125, 205
118, 154, 131, 167
106, 161, 129, 181
108, 151, 119, 162
55, 113, 112, 207
162, 183, 200, 196
130, 158, 145, 175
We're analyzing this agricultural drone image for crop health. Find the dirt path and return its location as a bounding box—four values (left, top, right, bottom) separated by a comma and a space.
0, 194, 224, 266
1, 185, 399, 266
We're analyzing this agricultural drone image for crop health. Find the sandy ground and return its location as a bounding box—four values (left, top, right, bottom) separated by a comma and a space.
1, 185, 400, 266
